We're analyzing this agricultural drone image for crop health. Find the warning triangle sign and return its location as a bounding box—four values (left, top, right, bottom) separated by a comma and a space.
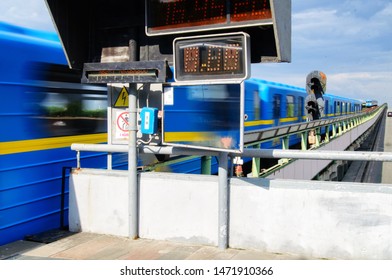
114, 87, 129, 107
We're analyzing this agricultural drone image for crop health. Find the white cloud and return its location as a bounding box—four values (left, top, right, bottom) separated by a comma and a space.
330, 71, 392, 104
0, 0, 55, 31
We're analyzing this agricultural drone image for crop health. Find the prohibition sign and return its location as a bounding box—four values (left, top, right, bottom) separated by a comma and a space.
117, 111, 129, 132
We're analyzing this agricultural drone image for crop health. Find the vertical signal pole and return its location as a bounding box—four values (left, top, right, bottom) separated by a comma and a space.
218, 152, 229, 249
128, 83, 139, 239
128, 39, 139, 239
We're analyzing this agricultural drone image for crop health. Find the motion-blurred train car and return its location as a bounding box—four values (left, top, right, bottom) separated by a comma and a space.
365, 99, 378, 108
163, 78, 362, 173
0, 22, 123, 245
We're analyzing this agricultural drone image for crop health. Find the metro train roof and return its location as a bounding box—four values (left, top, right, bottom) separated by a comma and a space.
0, 21, 61, 45
246, 77, 305, 92
247, 77, 362, 104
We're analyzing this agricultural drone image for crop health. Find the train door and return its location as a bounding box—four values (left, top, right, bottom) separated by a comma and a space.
253, 90, 260, 121
286, 95, 295, 119
324, 99, 329, 117
335, 101, 341, 116
298, 96, 304, 122
273, 94, 282, 126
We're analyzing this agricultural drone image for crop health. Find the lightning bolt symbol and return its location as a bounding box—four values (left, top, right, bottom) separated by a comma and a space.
122, 91, 126, 105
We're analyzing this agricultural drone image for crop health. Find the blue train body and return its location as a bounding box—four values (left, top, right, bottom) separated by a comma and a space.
163, 78, 362, 155
0, 22, 117, 245
162, 78, 362, 174
243, 78, 362, 147
365, 99, 378, 108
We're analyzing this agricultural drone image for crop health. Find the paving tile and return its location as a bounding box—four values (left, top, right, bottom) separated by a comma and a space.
22, 243, 66, 258
86, 238, 153, 260
46, 232, 100, 251
1, 232, 307, 260
207, 248, 240, 260
119, 240, 179, 260
51, 234, 123, 260
186, 246, 225, 260
0, 240, 43, 260
157, 244, 203, 260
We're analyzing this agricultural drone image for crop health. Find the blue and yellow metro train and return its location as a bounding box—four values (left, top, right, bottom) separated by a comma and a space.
0, 22, 126, 245
365, 99, 378, 108
243, 77, 363, 143
0, 22, 363, 245
164, 78, 363, 172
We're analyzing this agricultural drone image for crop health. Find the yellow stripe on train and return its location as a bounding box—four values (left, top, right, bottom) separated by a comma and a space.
0, 133, 107, 155
244, 117, 300, 127
163, 132, 215, 142
244, 119, 274, 127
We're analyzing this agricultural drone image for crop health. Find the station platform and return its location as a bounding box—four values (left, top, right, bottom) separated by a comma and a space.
2, 112, 391, 261
1, 232, 304, 260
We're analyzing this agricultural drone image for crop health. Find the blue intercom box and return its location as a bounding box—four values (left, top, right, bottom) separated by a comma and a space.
140, 107, 158, 134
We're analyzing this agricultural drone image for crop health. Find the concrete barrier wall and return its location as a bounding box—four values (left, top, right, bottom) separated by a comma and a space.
69, 169, 392, 259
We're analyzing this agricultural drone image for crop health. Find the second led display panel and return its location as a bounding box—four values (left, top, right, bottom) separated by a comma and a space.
174, 33, 250, 82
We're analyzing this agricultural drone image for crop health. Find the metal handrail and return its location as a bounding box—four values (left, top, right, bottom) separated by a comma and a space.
244, 104, 386, 146
71, 104, 388, 168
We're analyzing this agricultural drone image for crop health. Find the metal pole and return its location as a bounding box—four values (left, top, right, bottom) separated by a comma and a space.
218, 152, 229, 249
107, 85, 113, 170
128, 83, 139, 239
252, 144, 261, 178
201, 156, 212, 175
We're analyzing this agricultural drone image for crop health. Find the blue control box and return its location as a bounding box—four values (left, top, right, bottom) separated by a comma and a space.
140, 107, 158, 135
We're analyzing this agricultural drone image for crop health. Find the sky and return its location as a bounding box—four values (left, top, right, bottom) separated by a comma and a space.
0, 0, 391, 107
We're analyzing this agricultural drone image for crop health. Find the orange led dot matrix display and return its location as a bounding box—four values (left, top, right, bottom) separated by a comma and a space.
174, 33, 250, 82
146, 0, 271, 35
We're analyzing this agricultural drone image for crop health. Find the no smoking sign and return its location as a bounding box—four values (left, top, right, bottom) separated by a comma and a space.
115, 111, 129, 139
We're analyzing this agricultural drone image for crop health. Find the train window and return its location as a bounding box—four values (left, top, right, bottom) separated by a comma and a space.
39, 91, 107, 136
273, 94, 281, 120
28, 62, 108, 137
324, 99, 329, 116
335, 101, 341, 115
286, 95, 295, 118
253, 90, 260, 120
297, 96, 304, 121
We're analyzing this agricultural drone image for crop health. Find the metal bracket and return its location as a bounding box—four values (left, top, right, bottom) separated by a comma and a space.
81, 60, 172, 84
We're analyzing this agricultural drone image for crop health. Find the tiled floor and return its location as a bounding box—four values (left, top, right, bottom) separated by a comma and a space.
1, 232, 304, 260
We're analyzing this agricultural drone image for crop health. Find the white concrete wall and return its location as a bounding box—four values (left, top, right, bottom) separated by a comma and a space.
69, 169, 130, 237
230, 178, 392, 259
69, 169, 392, 259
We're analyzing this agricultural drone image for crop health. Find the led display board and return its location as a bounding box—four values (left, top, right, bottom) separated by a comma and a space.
163, 82, 244, 153
46, 0, 291, 69
146, 0, 273, 36
173, 33, 250, 82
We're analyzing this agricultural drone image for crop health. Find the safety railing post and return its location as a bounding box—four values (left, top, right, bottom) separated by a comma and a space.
324, 125, 330, 143
301, 131, 308, 150
251, 144, 261, 178
315, 128, 321, 147
201, 156, 212, 175
282, 136, 289, 150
